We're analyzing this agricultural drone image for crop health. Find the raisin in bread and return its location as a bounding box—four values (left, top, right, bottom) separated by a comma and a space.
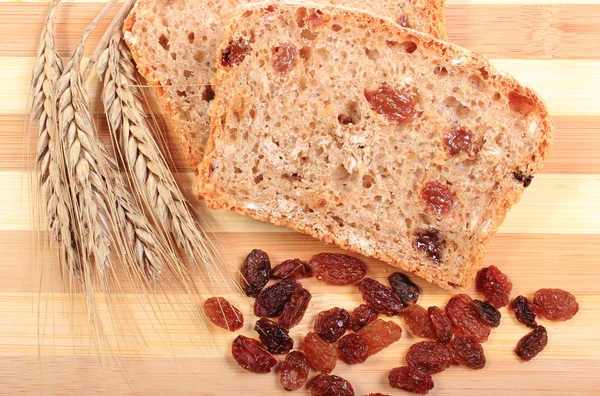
195, 1, 552, 290
123, 0, 446, 171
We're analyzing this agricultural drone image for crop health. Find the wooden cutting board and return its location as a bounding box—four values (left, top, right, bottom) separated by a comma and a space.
1, 1, 599, 395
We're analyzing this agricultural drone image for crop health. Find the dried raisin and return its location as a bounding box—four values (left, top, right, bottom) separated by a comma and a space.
221, 38, 250, 66
427, 306, 453, 344
515, 325, 548, 362
310, 374, 355, 396
406, 341, 452, 374
240, 249, 271, 297
445, 294, 491, 343
359, 278, 404, 316
302, 332, 337, 373
309, 253, 367, 285
389, 366, 434, 395
231, 335, 277, 373
272, 44, 298, 74
278, 287, 312, 330
337, 333, 369, 364
449, 337, 486, 369
203, 297, 243, 332
254, 278, 300, 317
272, 258, 312, 279
314, 307, 350, 342
404, 305, 434, 339
348, 304, 378, 332
358, 319, 402, 357
365, 84, 418, 124
414, 228, 445, 264
396, 15, 411, 28
533, 289, 579, 321
254, 317, 293, 354
388, 272, 420, 306
474, 299, 502, 328
444, 128, 477, 156
475, 265, 513, 308
421, 182, 456, 217
512, 295, 537, 328
280, 351, 310, 391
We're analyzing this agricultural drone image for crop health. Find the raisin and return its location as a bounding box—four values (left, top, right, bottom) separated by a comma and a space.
474, 299, 502, 328
348, 304, 378, 332
359, 278, 405, 316
389, 366, 434, 395
511, 295, 537, 328
272, 258, 312, 279
202, 84, 215, 102
406, 341, 452, 374
306, 10, 330, 29
475, 265, 513, 308
254, 317, 293, 354
272, 44, 298, 74
314, 307, 350, 342
338, 114, 354, 125
449, 337, 486, 369
365, 84, 418, 124
203, 297, 244, 332
388, 272, 420, 306
445, 294, 491, 343
279, 287, 312, 330
240, 249, 271, 297
358, 319, 402, 357
396, 15, 411, 29
221, 38, 251, 67
231, 335, 277, 373
404, 305, 434, 339
414, 228, 445, 264
302, 332, 337, 373
280, 351, 310, 391
513, 171, 533, 187
515, 326, 548, 362
533, 288, 579, 321
309, 253, 367, 285
335, 333, 367, 364
427, 306, 453, 344
254, 278, 300, 317
444, 128, 477, 156
310, 374, 354, 396
420, 182, 456, 217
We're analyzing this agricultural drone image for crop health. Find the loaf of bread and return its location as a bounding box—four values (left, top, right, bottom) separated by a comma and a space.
196, 1, 553, 290
123, 0, 446, 171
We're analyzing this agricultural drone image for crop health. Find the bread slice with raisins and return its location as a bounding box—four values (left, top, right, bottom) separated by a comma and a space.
195, 1, 552, 290
123, 0, 446, 171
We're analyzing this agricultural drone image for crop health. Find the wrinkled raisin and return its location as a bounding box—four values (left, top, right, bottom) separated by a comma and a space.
396, 15, 411, 28
338, 114, 354, 125
337, 333, 369, 364
444, 128, 477, 156
533, 288, 579, 321
427, 306, 453, 344
254, 278, 300, 317
240, 249, 271, 297
272, 44, 298, 74
389, 366, 434, 395
421, 182, 456, 217
231, 335, 277, 373
445, 294, 491, 343
515, 326, 548, 362
302, 332, 337, 373
449, 337, 486, 369
272, 258, 312, 279
203, 297, 243, 332
406, 341, 452, 374
254, 317, 293, 354
314, 307, 350, 342
388, 272, 420, 306
358, 319, 402, 357
280, 351, 310, 391
359, 278, 405, 316
348, 304, 378, 332
404, 305, 434, 339
279, 287, 312, 330
365, 84, 418, 124
221, 38, 251, 66
512, 295, 537, 328
513, 171, 533, 187
474, 299, 502, 328
414, 228, 445, 264
476, 265, 513, 308
309, 253, 367, 285
310, 374, 354, 396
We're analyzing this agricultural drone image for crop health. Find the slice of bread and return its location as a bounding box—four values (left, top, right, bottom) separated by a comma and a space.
123, 0, 446, 171
195, 1, 553, 290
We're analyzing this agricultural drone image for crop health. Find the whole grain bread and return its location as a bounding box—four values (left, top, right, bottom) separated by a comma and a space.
123, 0, 446, 171
196, 1, 553, 290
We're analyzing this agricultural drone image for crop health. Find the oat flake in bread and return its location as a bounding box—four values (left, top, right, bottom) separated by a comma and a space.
196, 1, 553, 290
123, 0, 447, 171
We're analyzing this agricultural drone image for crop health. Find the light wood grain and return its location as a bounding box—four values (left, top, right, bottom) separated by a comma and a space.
0, 0, 599, 395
